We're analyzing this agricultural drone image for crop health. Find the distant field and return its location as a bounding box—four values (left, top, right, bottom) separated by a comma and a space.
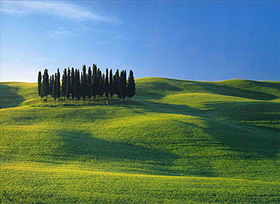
1, 78, 279, 203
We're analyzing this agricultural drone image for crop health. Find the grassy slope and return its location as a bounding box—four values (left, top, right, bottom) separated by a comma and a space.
1, 78, 279, 203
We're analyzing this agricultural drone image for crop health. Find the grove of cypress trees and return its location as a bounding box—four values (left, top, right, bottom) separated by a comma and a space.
38, 64, 135, 102
127, 70, 135, 98
38, 71, 42, 98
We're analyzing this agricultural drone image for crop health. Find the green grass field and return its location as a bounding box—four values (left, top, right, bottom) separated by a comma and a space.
1, 78, 279, 203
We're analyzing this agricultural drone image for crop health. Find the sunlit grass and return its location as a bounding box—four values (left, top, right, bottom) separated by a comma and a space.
1, 78, 279, 203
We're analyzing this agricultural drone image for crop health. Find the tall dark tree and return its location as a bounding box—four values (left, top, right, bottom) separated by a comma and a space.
105, 68, 109, 98
109, 69, 114, 98
62, 68, 67, 100
87, 66, 92, 100
66, 68, 71, 99
91, 64, 97, 98
127, 70, 135, 98
42, 69, 50, 98
114, 69, 120, 98
52, 74, 58, 101
75, 69, 81, 101
81, 65, 87, 100
57, 68, 60, 99
49, 74, 54, 97
96, 68, 103, 97
119, 70, 127, 100
38, 71, 42, 98
70, 67, 75, 99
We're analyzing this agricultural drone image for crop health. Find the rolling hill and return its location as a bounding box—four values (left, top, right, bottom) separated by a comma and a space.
1, 77, 279, 203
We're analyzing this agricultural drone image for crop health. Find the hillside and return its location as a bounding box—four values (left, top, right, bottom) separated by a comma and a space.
1, 78, 280, 203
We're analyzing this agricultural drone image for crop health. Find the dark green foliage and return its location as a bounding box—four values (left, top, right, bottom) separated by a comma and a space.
119, 70, 127, 100
42, 69, 50, 98
37, 71, 42, 97
50, 75, 54, 97
62, 68, 67, 99
127, 70, 135, 98
97, 69, 103, 97
75, 69, 81, 100
114, 69, 120, 98
92, 64, 98, 98
66, 68, 71, 99
87, 67, 92, 99
37, 64, 135, 101
52, 74, 58, 100
109, 69, 114, 97
81, 65, 87, 100
105, 68, 109, 98
70, 68, 75, 99
57, 68, 60, 99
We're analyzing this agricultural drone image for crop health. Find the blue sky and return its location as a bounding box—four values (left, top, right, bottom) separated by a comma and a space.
1, 1, 279, 82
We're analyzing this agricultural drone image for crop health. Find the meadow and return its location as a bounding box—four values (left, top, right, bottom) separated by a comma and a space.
1, 78, 279, 203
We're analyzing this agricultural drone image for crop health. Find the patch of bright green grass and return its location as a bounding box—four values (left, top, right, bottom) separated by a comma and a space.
1, 78, 279, 203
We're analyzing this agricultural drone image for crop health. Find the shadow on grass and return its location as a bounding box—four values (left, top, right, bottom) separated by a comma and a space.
203, 101, 280, 132
193, 81, 278, 101
131, 100, 280, 159
0, 84, 25, 109
203, 118, 280, 159
58, 129, 216, 176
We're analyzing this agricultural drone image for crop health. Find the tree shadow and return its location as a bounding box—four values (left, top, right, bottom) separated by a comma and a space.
0, 84, 25, 109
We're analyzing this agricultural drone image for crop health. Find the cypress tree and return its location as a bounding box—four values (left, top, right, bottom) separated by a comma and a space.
38, 71, 42, 98
102, 73, 105, 96
87, 67, 92, 100
42, 69, 50, 99
114, 69, 120, 98
66, 68, 71, 99
109, 69, 114, 98
127, 70, 135, 98
62, 68, 67, 100
119, 70, 127, 100
105, 68, 109, 98
92, 64, 97, 99
75, 69, 81, 101
96, 68, 102, 97
81, 65, 87, 100
50, 74, 54, 98
57, 68, 60, 100
70, 68, 75, 99
52, 74, 58, 101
